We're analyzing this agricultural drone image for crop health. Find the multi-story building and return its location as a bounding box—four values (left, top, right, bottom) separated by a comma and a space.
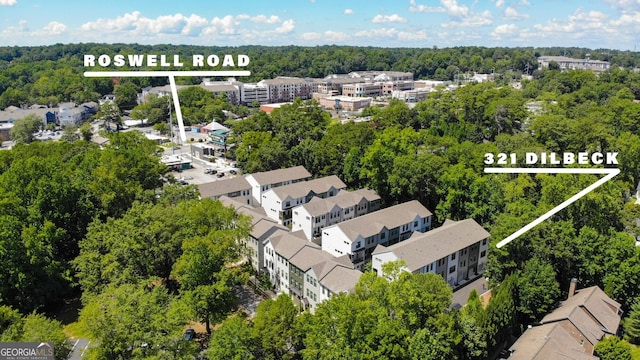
304, 256, 361, 311
240, 83, 270, 105
371, 218, 490, 287
200, 82, 241, 106
264, 230, 317, 294
245, 166, 312, 205
198, 177, 253, 205
316, 96, 372, 112
341, 83, 383, 98
219, 196, 288, 274
261, 175, 347, 226
258, 77, 313, 103
291, 189, 381, 240
321, 200, 433, 270
537, 55, 610, 72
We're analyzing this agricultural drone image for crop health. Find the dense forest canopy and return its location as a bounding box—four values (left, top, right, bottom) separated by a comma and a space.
2, 43, 640, 359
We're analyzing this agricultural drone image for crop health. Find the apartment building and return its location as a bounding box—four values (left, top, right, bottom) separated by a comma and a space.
218, 196, 287, 273
245, 166, 312, 205
371, 218, 490, 286
291, 189, 381, 240
261, 175, 347, 226
304, 256, 361, 311
258, 77, 313, 103
321, 200, 433, 270
241, 83, 270, 105
537, 55, 610, 71
198, 177, 253, 205
264, 230, 317, 294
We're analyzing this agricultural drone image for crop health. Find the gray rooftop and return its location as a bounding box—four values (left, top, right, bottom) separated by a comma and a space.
289, 246, 333, 271
372, 218, 490, 271
331, 200, 432, 241
248, 165, 311, 186
270, 230, 317, 260
198, 177, 251, 198
298, 189, 380, 217
270, 175, 346, 201
509, 322, 598, 360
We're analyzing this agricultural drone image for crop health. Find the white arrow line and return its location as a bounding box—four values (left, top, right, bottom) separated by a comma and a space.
483, 168, 620, 248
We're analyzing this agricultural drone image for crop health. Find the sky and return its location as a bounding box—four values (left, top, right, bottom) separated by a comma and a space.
1, 0, 640, 50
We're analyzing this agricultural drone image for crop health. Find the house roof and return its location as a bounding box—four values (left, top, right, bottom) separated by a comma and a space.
251, 217, 288, 240
318, 262, 362, 294
289, 246, 333, 271
218, 196, 286, 239
541, 286, 622, 341
372, 218, 490, 271
329, 200, 432, 242
297, 189, 379, 217
248, 166, 311, 186
269, 231, 317, 260
509, 323, 598, 360
198, 177, 252, 198
269, 175, 346, 201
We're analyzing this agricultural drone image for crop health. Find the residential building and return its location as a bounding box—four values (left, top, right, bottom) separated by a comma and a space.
509, 282, 622, 360
0, 106, 57, 127
304, 256, 361, 311
291, 189, 381, 241
241, 83, 270, 105
264, 230, 316, 294
200, 79, 241, 105
261, 175, 347, 226
198, 177, 253, 205
371, 218, 490, 287
288, 243, 334, 307
537, 55, 610, 72
258, 77, 313, 103
219, 196, 287, 273
58, 102, 83, 126
245, 166, 312, 205
321, 200, 433, 270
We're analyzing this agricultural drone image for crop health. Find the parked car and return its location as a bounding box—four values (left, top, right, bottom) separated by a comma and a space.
216, 172, 225, 178
205, 168, 217, 175
178, 179, 188, 185
229, 169, 237, 175
184, 328, 196, 341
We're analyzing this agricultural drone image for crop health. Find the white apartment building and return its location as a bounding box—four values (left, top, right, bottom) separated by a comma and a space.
371, 218, 490, 287
241, 83, 270, 105
321, 200, 433, 270
261, 175, 347, 227
245, 166, 312, 205
291, 189, 381, 240
258, 77, 313, 103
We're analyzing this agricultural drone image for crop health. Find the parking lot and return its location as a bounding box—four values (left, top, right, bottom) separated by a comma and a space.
167, 146, 242, 186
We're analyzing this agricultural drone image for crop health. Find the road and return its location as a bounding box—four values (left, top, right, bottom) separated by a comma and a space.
68, 338, 92, 360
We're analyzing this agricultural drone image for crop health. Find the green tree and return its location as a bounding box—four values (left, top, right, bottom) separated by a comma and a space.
623, 300, 640, 345
96, 101, 122, 130
594, 336, 633, 360
79, 121, 93, 141
252, 295, 302, 359
206, 316, 256, 360
9, 114, 42, 144
517, 258, 560, 322
114, 82, 139, 110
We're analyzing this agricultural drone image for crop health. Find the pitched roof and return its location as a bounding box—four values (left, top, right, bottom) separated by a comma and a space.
372, 218, 490, 271
509, 323, 598, 360
541, 286, 622, 340
297, 189, 379, 217
329, 200, 432, 241
248, 166, 311, 186
269, 231, 317, 260
270, 175, 346, 200
198, 177, 251, 198
289, 246, 333, 271
218, 196, 285, 239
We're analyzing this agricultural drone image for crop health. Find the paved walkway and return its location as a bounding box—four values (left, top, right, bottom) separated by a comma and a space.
451, 276, 489, 309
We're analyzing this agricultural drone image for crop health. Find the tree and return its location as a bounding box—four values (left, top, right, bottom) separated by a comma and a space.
517, 258, 560, 322
252, 295, 302, 359
114, 82, 139, 110
9, 114, 42, 144
207, 316, 256, 360
79, 122, 93, 141
623, 300, 640, 344
0, 313, 71, 360
594, 336, 633, 360
96, 101, 122, 130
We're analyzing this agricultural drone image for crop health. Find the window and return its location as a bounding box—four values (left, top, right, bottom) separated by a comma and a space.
449, 266, 456, 274
414, 221, 418, 227
480, 250, 486, 258
482, 239, 487, 245
451, 253, 456, 260
381, 232, 386, 239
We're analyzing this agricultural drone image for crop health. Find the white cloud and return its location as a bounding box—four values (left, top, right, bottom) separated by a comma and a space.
0, 0, 16, 6
409, 0, 445, 13
300, 32, 321, 41
251, 15, 281, 24
181, 14, 209, 36
603, 0, 640, 12
372, 14, 407, 23
355, 27, 399, 38
236, 14, 251, 20
325, 30, 349, 42
209, 15, 238, 35
275, 19, 295, 34
495, 0, 505, 8
344, 8, 353, 15
442, 10, 493, 27
504, 6, 529, 20
42, 21, 66, 35
491, 23, 518, 38
519, 0, 531, 5
441, 0, 470, 18
397, 29, 427, 40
